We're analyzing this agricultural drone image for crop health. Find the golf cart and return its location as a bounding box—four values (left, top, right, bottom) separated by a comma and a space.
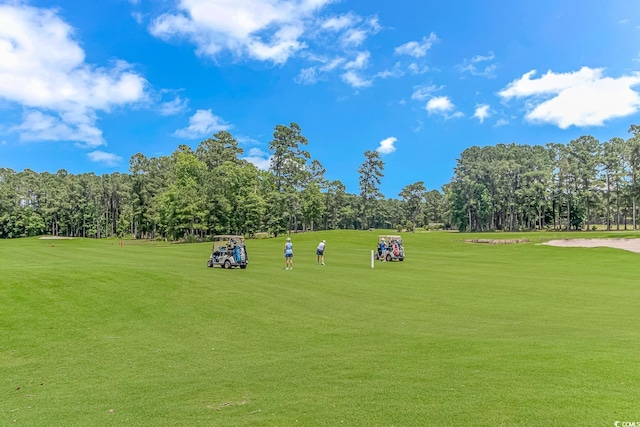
207, 235, 248, 269
374, 235, 405, 262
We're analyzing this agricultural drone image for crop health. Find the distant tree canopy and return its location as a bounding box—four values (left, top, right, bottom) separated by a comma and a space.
447, 126, 640, 231
3, 122, 640, 238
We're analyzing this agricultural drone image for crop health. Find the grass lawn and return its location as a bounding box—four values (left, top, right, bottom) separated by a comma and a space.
2, 230, 640, 426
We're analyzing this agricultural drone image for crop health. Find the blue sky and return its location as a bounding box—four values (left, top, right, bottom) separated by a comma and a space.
1, 0, 640, 196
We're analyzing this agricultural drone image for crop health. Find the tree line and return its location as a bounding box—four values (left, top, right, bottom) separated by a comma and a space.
447, 125, 640, 231
0, 123, 445, 239
5, 122, 638, 239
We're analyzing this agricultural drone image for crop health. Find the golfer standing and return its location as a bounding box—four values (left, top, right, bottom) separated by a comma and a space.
316, 240, 326, 265
284, 237, 293, 270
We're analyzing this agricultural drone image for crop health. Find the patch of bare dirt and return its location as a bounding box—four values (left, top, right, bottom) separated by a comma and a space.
542, 238, 640, 253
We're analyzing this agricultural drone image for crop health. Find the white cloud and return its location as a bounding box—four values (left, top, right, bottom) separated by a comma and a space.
426, 96, 463, 119
159, 96, 189, 116
394, 33, 438, 58
150, 0, 333, 64
426, 96, 453, 113
340, 51, 373, 88
468, 64, 496, 77
470, 52, 495, 63
87, 150, 123, 166
339, 16, 380, 48
321, 14, 357, 32
149, 2, 381, 89
620, 18, 629, 24
459, 51, 497, 78
367, 17, 381, 32
174, 109, 232, 138
376, 62, 404, 79
408, 63, 429, 75
0, 4, 148, 147
344, 51, 370, 70
341, 70, 372, 88
308, 54, 345, 70
498, 67, 640, 128
295, 67, 319, 85
320, 57, 346, 71
296, 55, 348, 84
494, 118, 509, 127
499, 67, 595, 97
236, 135, 262, 145
295, 55, 346, 85
131, 12, 144, 24
247, 147, 268, 156
376, 136, 397, 154
473, 104, 491, 123
12, 111, 103, 146
341, 28, 367, 47
242, 147, 271, 170
411, 83, 443, 101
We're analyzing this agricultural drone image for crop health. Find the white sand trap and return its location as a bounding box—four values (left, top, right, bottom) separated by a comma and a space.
39, 236, 75, 240
542, 238, 640, 253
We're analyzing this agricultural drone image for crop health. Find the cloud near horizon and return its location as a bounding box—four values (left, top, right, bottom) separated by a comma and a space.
174, 109, 232, 138
242, 147, 272, 170
87, 150, 123, 166
376, 136, 397, 154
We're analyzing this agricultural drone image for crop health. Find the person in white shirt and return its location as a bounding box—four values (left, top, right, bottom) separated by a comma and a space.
316, 240, 326, 265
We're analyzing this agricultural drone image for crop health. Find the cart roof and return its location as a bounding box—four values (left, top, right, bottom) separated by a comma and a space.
378, 235, 402, 240
213, 235, 244, 239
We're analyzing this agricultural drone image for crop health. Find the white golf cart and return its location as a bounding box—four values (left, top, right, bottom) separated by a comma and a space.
374, 235, 405, 262
207, 235, 248, 269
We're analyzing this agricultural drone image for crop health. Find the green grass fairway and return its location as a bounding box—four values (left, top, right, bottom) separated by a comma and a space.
2, 231, 640, 426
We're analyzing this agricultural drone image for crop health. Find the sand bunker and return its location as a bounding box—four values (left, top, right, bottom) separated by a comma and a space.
543, 238, 640, 253
465, 239, 529, 244
39, 236, 75, 240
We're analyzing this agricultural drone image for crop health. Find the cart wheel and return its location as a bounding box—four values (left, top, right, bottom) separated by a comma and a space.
386, 253, 392, 262
240, 264, 247, 269
224, 260, 231, 269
